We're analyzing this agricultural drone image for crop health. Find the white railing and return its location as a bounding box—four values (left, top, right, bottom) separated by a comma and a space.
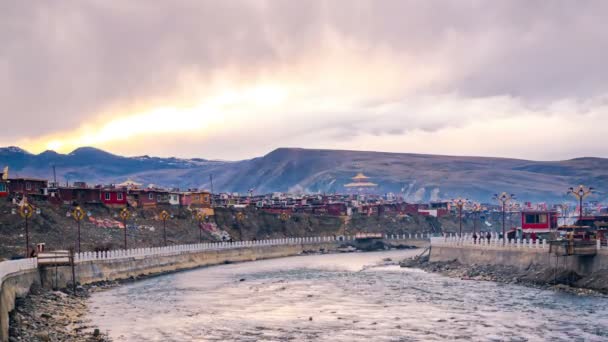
384, 233, 433, 240
431, 234, 550, 251
433, 234, 608, 252
72, 233, 433, 263
0, 258, 38, 284
0, 234, 434, 272
74, 236, 338, 263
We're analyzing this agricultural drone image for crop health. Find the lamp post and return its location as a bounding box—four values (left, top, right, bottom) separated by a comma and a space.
195, 210, 206, 243
18, 202, 34, 258
559, 203, 569, 226
71, 206, 86, 253
452, 198, 467, 237
493, 192, 515, 245
472, 202, 482, 238
568, 185, 593, 225
159, 210, 170, 246
120, 208, 130, 250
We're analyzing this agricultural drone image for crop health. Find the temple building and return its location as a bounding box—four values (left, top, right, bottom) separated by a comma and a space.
344, 173, 378, 193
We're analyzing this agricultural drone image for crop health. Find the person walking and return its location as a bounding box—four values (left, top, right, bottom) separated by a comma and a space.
473, 232, 478, 244
486, 231, 491, 243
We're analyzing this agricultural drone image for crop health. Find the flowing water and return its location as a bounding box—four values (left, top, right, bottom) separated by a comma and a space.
87, 250, 608, 341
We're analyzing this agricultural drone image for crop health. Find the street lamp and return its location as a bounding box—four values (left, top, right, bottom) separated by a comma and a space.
18, 201, 34, 258
471, 202, 482, 239
71, 206, 86, 253
558, 203, 569, 226
452, 198, 468, 237
493, 192, 515, 245
159, 210, 170, 246
120, 208, 131, 250
195, 210, 206, 243
568, 185, 593, 224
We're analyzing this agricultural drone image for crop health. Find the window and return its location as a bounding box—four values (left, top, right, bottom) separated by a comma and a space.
525, 214, 547, 224
157, 195, 161, 201
148, 193, 154, 200
0, 183, 5, 192
26, 182, 32, 191
195, 195, 200, 201
117, 193, 123, 200
105, 192, 111, 201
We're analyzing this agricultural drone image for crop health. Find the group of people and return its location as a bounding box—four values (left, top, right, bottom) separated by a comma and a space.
472, 232, 492, 244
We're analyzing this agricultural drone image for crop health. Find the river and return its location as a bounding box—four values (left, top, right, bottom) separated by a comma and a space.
87, 250, 608, 341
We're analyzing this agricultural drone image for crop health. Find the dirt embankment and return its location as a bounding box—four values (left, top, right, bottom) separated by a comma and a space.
400, 254, 608, 296
0, 198, 464, 260
8, 283, 115, 342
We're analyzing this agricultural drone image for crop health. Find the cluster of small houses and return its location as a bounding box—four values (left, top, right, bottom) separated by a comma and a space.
5, 172, 607, 242
0, 177, 212, 209
0, 174, 457, 218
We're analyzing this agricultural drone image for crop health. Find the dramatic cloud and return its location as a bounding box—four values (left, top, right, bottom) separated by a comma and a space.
1, 0, 608, 160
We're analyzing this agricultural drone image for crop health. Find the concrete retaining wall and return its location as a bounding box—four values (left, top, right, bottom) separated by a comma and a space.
40, 242, 339, 289
430, 245, 608, 275
0, 270, 40, 342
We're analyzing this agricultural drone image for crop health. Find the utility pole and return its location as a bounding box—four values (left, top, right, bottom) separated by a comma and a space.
52, 164, 57, 185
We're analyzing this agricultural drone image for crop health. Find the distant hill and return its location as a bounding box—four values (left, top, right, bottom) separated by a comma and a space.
1, 146, 607, 202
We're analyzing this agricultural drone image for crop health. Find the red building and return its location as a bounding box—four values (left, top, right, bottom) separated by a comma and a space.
5, 178, 48, 197
100, 188, 128, 208
128, 189, 168, 208
521, 210, 558, 233
55, 185, 101, 205
0, 180, 7, 198
326, 203, 348, 216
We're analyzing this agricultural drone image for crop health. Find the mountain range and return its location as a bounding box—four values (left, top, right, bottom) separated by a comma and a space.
1, 146, 607, 203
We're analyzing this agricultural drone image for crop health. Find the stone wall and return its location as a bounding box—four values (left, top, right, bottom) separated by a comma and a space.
430, 244, 608, 276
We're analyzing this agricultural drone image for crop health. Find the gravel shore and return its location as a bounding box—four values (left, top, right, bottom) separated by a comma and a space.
400, 254, 607, 296
8, 283, 118, 342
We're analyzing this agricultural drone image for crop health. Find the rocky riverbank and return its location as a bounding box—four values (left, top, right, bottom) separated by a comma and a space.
8, 283, 118, 342
400, 254, 608, 296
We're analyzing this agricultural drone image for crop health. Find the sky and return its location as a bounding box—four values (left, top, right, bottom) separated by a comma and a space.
2, 0, 608, 161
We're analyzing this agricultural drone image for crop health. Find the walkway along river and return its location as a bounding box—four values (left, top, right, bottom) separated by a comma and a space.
87, 250, 608, 341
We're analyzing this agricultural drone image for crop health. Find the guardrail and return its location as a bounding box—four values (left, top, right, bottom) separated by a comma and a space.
0, 258, 38, 284
0, 233, 431, 275
74, 237, 333, 262
430, 234, 605, 253
72, 234, 431, 263
431, 234, 549, 250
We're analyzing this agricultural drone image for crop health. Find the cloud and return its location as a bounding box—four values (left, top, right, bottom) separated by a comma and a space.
1, 0, 608, 159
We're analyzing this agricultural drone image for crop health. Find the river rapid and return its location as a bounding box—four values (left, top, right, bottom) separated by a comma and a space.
87, 250, 608, 341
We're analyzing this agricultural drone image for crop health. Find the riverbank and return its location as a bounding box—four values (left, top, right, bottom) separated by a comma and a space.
400, 254, 608, 296
8, 282, 117, 342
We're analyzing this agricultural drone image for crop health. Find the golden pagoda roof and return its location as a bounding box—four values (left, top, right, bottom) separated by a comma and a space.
345, 182, 377, 187
352, 172, 370, 180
